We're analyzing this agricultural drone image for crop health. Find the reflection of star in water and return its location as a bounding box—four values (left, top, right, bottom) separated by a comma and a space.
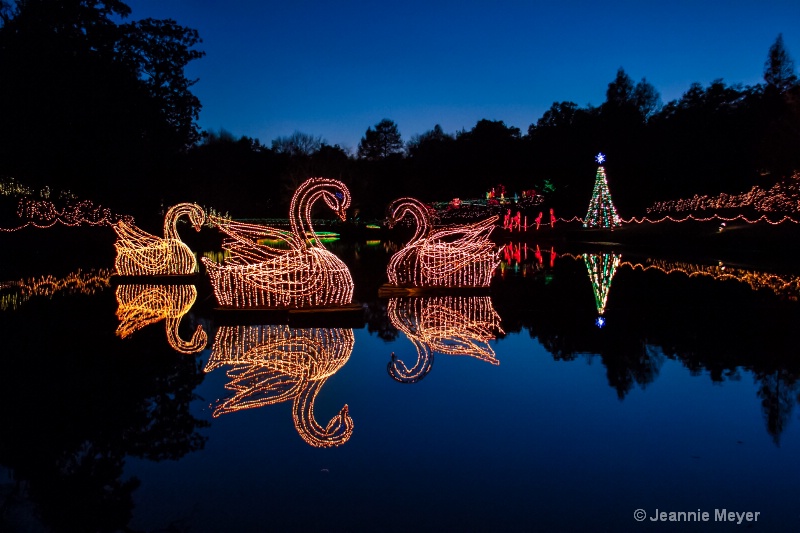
595, 152, 606, 164
595, 316, 606, 328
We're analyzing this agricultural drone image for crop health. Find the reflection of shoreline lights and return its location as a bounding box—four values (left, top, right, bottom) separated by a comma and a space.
563, 253, 800, 300
386, 197, 499, 287
203, 178, 354, 308
113, 203, 205, 275
1, 198, 133, 232
207, 325, 354, 447
628, 259, 800, 300
115, 284, 207, 354
646, 172, 800, 215
584, 158, 622, 228
497, 243, 558, 277
583, 253, 621, 315
1, 268, 112, 311
387, 296, 503, 383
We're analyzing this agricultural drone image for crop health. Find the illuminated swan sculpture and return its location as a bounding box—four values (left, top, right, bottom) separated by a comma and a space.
202, 178, 354, 308
206, 325, 354, 447
387, 295, 503, 383
113, 203, 205, 275
115, 284, 207, 354
386, 197, 500, 287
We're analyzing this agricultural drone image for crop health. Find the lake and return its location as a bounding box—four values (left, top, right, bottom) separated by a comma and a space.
1, 230, 799, 532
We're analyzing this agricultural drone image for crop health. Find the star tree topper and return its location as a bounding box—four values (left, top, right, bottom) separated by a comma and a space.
595, 152, 606, 164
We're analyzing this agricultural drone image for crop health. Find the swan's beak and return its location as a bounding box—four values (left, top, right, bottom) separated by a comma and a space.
336, 208, 347, 222
386, 217, 396, 229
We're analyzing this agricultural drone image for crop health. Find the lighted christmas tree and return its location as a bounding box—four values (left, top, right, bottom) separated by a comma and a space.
584, 153, 622, 228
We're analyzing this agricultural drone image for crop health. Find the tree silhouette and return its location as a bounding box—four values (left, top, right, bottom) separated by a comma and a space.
764, 33, 798, 94
0, 0, 205, 208
357, 118, 403, 160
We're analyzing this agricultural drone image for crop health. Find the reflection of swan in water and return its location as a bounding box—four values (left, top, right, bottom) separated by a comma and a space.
113, 203, 205, 275
206, 325, 354, 447
386, 197, 500, 287
202, 178, 354, 308
387, 296, 503, 383
115, 284, 207, 354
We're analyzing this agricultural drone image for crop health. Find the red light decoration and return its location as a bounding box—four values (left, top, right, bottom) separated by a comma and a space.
114, 284, 207, 354
387, 296, 503, 383
206, 325, 354, 447
386, 197, 500, 287
202, 178, 354, 308
113, 203, 205, 275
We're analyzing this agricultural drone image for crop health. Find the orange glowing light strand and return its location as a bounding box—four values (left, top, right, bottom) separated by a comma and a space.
114, 284, 207, 354
113, 203, 205, 275
206, 325, 354, 447
386, 197, 500, 287
202, 178, 354, 308
0, 268, 112, 311
387, 296, 503, 383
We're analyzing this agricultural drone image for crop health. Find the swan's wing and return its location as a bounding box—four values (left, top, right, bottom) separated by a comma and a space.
112, 221, 162, 247
211, 217, 302, 264
416, 237, 498, 280
429, 215, 498, 246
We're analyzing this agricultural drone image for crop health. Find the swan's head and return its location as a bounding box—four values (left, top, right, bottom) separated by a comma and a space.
318, 180, 351, 221
386, 197, 429, 229
188, 204, 206, 231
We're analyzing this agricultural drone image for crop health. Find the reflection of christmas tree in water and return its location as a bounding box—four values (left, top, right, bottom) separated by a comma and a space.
584, 153, 622, 228
583, 253, 622, 326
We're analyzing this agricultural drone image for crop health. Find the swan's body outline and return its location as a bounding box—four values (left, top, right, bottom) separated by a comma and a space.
386, 197, 500, 287
202, 178, 354, 308
207, 324, 354, 447
113, 203, 205, 275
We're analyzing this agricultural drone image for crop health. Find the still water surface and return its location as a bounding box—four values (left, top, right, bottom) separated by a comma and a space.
2, 239, 799, 532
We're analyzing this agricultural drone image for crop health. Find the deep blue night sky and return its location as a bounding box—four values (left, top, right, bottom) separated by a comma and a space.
124, 0, 799, 151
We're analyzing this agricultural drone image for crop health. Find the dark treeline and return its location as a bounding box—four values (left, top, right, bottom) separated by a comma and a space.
1, 0, 799, 222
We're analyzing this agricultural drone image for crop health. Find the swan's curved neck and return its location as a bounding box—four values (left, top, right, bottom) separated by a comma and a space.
293, 379, 353, 447
393, 200, 430, 244
290, 181, 339, 247
163, 203, 202, 241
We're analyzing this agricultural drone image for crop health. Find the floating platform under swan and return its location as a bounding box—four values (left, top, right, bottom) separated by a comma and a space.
212, 302, 366, 328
